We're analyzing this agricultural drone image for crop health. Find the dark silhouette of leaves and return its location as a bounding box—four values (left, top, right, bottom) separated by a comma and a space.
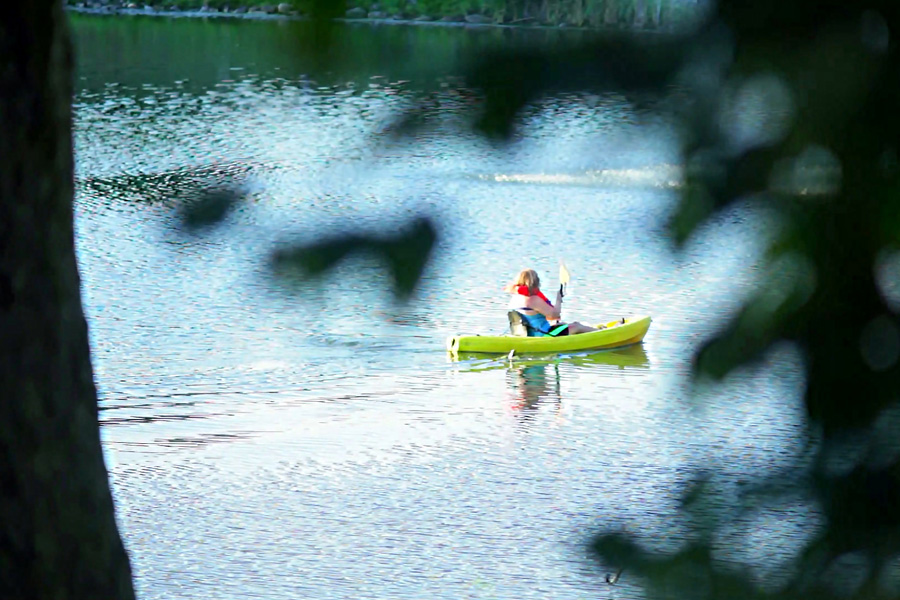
177, 186, 244, 231
434, 2, 900, 597
79, 162, 252, 233
270, 216, 437, 300
467, 34, 689, 139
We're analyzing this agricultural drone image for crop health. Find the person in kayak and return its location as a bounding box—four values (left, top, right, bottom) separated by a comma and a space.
504, 268, 599, 336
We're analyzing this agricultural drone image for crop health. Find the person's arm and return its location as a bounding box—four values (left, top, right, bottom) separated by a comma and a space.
524, 294, 561, 320
553, 289, 564, 323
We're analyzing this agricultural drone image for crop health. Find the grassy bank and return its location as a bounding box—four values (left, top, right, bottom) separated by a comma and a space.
344, 0, 693, 29
67, 0, 700, 30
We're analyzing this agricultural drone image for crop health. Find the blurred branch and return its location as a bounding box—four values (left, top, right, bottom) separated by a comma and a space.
79, 162, 253, 232
467, 34, 691, 139
270, 215, 437, 299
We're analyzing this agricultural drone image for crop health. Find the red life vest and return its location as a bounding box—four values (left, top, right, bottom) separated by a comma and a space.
515, 285, 553, 306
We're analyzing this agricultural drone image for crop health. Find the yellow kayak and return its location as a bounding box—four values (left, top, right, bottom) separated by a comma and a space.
446, 315, 652, 355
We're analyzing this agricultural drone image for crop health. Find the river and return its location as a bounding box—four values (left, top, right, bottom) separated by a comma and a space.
72, 13, 810, 600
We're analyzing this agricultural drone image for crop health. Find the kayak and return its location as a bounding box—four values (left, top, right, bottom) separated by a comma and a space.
446, 315, 652, 355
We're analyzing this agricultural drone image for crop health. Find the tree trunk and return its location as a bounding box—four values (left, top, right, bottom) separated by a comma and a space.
0, 2, 135, 599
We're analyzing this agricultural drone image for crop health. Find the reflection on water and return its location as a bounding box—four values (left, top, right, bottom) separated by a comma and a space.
508, 362, 561, 424
451, 345, 650, 427
451, 343, 651, 372
73, 14, 808, 600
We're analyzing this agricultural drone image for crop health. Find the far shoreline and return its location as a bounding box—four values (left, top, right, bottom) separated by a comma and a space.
65, 4, 684, 36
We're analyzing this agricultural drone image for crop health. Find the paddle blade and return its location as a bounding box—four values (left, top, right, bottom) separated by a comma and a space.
559, 261, 571, 285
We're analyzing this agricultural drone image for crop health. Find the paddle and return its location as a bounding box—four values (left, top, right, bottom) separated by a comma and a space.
559, 260, 570, 298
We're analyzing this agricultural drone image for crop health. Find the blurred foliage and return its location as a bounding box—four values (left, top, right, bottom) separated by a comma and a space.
270, 216, 437, 299
80, 162, 251, 231
498, 1, 900, 598
467, 32, 685, 137
149, 0, 900, 592
176, 186, 244, 231
296, 0, 900, 596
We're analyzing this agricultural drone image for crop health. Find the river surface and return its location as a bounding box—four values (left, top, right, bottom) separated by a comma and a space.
72, 13, 810, 600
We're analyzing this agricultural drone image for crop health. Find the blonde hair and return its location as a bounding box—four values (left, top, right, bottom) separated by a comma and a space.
513, 269, 541, 296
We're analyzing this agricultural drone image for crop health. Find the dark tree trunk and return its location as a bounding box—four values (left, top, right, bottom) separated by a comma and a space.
0, 2, 135, 599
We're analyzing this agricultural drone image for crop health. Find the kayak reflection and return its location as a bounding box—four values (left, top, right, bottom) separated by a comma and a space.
508, 362, 561, 423
449, 344, 650, 425
448, 343, 650, 373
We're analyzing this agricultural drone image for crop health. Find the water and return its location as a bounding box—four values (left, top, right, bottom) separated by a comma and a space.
72, 14, 809, 600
